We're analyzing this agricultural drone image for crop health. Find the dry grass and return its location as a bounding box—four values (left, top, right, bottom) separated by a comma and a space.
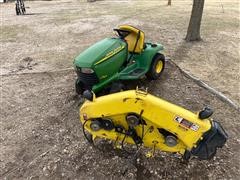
0, 25, 31, 41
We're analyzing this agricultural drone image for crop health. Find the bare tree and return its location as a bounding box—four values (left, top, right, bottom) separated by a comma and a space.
167, 0, 171, 6
186, 0, 205, 41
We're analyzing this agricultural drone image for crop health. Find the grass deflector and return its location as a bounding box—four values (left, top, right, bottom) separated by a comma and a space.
74, 25, 165, 94
80, 89, 228, 160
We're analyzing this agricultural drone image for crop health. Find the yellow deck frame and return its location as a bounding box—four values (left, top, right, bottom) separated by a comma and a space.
80, 90, 211, 155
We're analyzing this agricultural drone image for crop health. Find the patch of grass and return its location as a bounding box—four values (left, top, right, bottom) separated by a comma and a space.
0, 25, 31, 42
48, 12, 81, 24
47, 5, 108, 25
0, 25, 18, 41
202, 16, 240, 33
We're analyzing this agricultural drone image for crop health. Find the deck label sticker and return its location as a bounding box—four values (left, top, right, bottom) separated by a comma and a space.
175, 116, 199, 131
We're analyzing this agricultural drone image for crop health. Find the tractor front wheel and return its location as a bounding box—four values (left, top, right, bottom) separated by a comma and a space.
146, 53, 165, 80
75, 79, 85, 95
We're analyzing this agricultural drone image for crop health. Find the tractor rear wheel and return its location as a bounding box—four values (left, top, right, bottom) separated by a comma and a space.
146, 53, 165, 80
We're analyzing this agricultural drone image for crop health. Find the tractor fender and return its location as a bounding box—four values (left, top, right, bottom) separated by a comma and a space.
137, 43, 164, 70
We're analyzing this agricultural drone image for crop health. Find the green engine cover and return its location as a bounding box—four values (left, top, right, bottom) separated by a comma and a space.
74, 38, 127, 81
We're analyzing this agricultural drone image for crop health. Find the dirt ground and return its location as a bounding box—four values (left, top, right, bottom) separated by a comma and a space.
0, 0, 240, 179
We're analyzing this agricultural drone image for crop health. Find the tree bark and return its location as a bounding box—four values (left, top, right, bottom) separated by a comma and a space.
186, 0, 205, 41
167, 0, 171, 6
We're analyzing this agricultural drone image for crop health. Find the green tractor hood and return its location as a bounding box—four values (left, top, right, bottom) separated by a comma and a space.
74, 38, 126, 68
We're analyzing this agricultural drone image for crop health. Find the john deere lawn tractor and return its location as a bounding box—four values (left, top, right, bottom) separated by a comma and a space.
80, 89, 228, 160
73, 25, 165, 94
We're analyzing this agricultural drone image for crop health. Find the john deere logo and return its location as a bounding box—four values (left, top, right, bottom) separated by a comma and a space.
106, 46, 124, 57
95, 46, 125, 65
100, 75, 108, 79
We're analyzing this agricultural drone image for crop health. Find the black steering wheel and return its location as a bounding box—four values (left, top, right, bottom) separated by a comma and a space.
113, 29, 130, 39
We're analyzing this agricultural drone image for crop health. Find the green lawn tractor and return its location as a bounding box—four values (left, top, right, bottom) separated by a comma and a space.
73, 25, 165, 94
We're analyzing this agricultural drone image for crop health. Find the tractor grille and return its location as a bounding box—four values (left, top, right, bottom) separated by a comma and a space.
76, 67, 99, 89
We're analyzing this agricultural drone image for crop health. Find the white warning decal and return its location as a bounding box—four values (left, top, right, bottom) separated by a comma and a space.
175, 116, 199, 131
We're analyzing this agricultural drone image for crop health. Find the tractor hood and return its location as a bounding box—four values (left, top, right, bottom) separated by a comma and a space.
74, 38, 126, 68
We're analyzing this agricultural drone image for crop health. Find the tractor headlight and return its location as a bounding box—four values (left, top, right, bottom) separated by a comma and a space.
81, 68, 94, 74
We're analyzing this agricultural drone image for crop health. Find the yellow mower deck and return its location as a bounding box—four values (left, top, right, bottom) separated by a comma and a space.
80, 89, 212, 155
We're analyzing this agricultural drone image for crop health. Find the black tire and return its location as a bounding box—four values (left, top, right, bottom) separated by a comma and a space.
21, 2, 26, 14
146, 53, 165, 80
22, 7, 26, 14
16, 5, 20, 15
75, 79, 85, 95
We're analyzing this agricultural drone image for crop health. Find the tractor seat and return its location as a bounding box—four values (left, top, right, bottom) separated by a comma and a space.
116, 25, 145, 54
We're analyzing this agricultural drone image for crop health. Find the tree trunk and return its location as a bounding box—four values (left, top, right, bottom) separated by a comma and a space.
185, 0, 205, 41
167, 0, 171, 6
